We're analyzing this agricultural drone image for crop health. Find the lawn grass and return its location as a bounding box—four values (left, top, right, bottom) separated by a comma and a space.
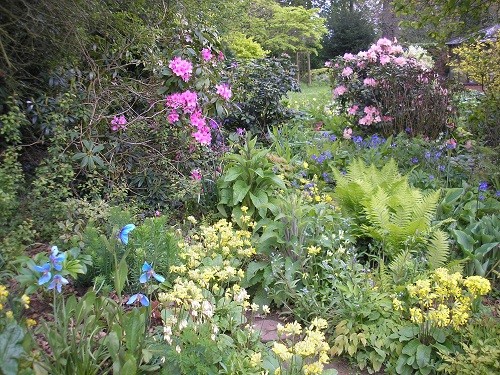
285, 81, 332, 110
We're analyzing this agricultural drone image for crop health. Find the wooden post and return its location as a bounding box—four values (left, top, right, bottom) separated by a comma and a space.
296, 51, 300, 82
307, 52, 311, 86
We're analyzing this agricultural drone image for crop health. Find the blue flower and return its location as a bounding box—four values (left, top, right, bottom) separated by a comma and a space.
118, 224, 136, 245
34, 263, 52, 285
479, 194, 485, 201
49, 246, 65, 272
434, 152, 442, 159
352, 136, 363, 144
139, 262, 165, 283
478, 181, 488, 192
126, 293, 149, 306
496, 190, 500, 197
48, 274, 69, 293
411, 157, 419, 164
438, 165, 446, 172
424, 151, 431, 160
429, 175, 434, 180
329, 134, 337, 142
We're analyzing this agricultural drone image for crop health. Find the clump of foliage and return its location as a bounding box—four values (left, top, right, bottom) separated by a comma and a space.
229, 57, 300, 133
224, 32, 269, 59
328, 38, 454, 138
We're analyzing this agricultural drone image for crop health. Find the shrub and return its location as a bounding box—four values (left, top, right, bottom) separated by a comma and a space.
327, 38, 454, 138
224, 32, 269, 59
228, 57, 300, 134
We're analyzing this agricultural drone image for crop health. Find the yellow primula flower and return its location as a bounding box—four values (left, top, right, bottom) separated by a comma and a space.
26, 318, 37, 327
21, 295, 30, 309
307, 245, 321, 255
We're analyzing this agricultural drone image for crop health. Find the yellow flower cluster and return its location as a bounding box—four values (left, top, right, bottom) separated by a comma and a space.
397, 268, 491, 329
298, 176, 334, 205
307, 245, 321, 256
272, 318, 330, 375
0, 285, 8, 311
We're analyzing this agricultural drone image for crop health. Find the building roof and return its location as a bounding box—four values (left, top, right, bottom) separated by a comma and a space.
446, 24, 500, 45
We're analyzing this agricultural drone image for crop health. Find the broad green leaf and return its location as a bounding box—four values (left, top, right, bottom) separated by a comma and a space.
416, 344, 431, 367
115, 260, 128, 297
0, 322, 25, 375
223, 167, 242, 182
232, 180, 251, 204
453, 229, 476, 253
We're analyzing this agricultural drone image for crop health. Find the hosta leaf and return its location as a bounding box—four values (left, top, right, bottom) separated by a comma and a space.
0, 322, 25, 375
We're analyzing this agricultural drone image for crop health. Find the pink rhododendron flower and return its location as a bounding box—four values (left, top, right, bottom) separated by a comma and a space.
343, 53, 355, 61
218, 51, 225, 61
357, 51, 367, 59
366, 50, 378, 61
364, 106, 380, 116
191, 169, 202, 181
391, 45, 404, 54
333, 85, 347, 97
363, 77, 378, 87
347, 105, 359, 115
377, 38, 393, 47
379, 55, 391, 65
216, 83, 232, 100
190, 111, 206, 128
357, 61, 366, 68
192, 126, 211, 145
343, 128, 353, 139
393, 56, 407, 66
342, 67, 353, 77
169, 57, 193, 82
359, 115, 372, 125
154, 210, 161, 217
182, 90, 198, 112
201, 48, 213, 61
110, 115, 127, 131
168, 111, 180, 124
382, 115, 393, 122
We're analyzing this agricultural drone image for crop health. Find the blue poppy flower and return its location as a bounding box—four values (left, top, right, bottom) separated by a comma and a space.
48, 274, 69, 293
478, 181, 488, 192
49, 246, 65, 272
118, 224, 136, 245
34, 263, 52, 285
139, 262, 165, 283
126, 293, 149, 306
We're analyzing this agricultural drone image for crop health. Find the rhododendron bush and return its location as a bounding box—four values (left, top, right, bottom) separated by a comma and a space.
328, 38, 454, 138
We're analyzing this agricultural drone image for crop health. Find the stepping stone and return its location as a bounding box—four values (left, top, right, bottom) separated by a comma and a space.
252, 318, 283, 342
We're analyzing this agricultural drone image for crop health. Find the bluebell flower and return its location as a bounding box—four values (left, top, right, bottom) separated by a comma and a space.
438, 165, 446, 172
429, 175, 434, 180
139, 262, 165, 283
411, 157, 419, 164
478, 181, 488, 191
49, 246, 65, 272
34, 263, 52, 285
496, 191, 500, 197
352, 136, 363, 144
434, 151, 442, 159
311, 154, 318, 162
479, 194, 485, 201
329, 134, 337, 141
424, 151, 431, 160
48, 274, 69, 293
322, 172, 331, 182
126, 293, 149, 306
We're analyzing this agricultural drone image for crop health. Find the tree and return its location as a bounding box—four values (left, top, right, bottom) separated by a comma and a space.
321, 8, 375, 59
393, 0, 500, 40
245, 0, 327, 56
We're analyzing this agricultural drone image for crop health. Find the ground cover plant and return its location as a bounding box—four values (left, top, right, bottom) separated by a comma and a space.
1, 2, 499, 375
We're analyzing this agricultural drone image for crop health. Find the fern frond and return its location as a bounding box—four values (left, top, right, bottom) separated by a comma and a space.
389, 249, 414, 285
427, 229, 450, 270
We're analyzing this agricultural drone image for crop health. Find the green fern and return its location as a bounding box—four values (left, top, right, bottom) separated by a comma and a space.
333, 158, 443, 260
426, 229, 451, 270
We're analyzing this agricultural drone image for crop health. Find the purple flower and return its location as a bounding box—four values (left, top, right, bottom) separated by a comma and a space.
48, 274, 69, 293
424, 151, 431, 160
352, 136, 363, 144
478, 181, 488, 191
126, 293, 149, 306
438, 165, 446, 172
479, 194, 485, 201
496, 191, 500, 197
34, 263, 52, 285
49, 246, 65, 272
329, 134, 337, 142
236, 128, 245, 136
411, 157, 419, 164
429, 175, 434, 180
139, 262, 165, 283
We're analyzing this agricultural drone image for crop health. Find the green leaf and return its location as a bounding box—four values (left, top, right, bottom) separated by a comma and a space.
223, 167, 242, 182
0, 322, 25, 375
402, 338, 420, 355
453, 229, 476, 253
232, 180, 251, 204
416, 344, 431, 368
115, 260, 128, 297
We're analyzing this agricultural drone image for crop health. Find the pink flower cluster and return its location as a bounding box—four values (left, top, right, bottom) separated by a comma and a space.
201, 48, 213, 61
169, 57, 193, 82
333, 85, 347, 97
110, 115, 127, 131
165, 90, 211, 145
358, 106, 381, 126
216, 83, 232, 101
